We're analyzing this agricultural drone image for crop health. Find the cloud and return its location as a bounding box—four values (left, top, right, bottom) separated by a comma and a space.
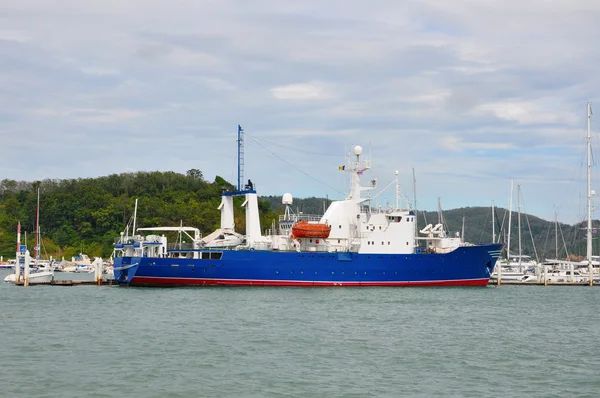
33, 107, 145, 123
441, 136, 514, 152
80, 67, 120, 76
0, 30, 30, 43
474, 100, 579, 125
271, 81, 335, 100
1, 0, 600, 225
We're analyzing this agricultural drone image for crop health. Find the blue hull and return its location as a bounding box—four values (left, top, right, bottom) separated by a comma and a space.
113, 243, 502, 287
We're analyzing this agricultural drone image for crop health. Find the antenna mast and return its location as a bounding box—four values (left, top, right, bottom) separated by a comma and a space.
237, 125, 244, 191
412, 168, 418, 229
492, 200, 496, 243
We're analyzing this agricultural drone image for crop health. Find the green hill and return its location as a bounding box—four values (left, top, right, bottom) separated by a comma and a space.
0, 171, 277, 259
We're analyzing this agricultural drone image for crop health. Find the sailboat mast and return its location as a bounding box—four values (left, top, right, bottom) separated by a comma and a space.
517, 184, 522, 270
587, 102, 593, 284
555, 209, 558, 259
507, 180, 513, 262
35, 186, 40, 265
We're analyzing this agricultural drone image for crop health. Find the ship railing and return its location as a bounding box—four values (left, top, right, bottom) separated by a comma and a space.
114, 237, 142, 245
114, 234, 162, 245
235, 242, 272, 251
278, 214, 323, 223
167, 242, 196, 251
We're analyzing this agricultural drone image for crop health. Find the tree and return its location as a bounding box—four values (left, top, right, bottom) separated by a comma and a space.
186, 169, 203, 180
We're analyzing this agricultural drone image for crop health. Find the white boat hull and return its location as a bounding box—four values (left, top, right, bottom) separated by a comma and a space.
3, 271, 54, 284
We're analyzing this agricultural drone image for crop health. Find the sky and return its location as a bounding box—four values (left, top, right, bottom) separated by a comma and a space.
1, 0, 600, 225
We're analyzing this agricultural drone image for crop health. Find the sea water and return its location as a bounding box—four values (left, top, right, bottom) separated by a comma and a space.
1, 268, 599, 397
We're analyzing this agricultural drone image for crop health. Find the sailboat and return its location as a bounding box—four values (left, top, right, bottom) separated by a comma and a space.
490, 183, 538, 283
579, 103, 598, 284
3, 187, 54, 284
534, 103, 598, 284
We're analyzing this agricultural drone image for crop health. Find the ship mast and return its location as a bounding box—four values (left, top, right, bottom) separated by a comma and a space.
132, 198, 139, 238
491, 200, 496, 243
587, 102, 594, 286
237, 125, 244, 191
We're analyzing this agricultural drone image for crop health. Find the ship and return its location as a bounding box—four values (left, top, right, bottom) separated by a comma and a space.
113, 127, 502, 287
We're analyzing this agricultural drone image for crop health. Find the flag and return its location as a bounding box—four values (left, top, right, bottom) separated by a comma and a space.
339, 165, 345, 171
357, 169, 364, 175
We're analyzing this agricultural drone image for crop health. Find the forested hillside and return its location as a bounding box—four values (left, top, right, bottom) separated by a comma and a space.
0, 170, 278, 259
1, 176, 597, 261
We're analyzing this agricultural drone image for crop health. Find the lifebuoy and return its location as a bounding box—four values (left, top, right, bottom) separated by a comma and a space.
316, 239, 320, 244
298, 239, 302, 243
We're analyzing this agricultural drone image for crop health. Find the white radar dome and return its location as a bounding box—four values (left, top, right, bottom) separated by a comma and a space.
353, 145, 363, 156
282, 193, 293, 205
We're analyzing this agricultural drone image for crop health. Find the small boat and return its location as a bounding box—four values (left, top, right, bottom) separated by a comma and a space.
4, 270, 54, 284
291, 221, 331, 239
4, 190, 55, 284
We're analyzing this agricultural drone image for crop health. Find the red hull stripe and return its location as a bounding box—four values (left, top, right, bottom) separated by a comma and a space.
130, 277, 490, 287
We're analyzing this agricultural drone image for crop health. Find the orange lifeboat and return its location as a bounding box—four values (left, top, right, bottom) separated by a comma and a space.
291, 221, 331, 239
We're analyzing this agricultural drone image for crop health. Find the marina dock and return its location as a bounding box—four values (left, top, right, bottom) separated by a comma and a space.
489, 280, 598, 286
15, 279, 117, 286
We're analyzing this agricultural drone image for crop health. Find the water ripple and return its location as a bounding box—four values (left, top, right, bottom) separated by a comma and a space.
2, 271, 600, 397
